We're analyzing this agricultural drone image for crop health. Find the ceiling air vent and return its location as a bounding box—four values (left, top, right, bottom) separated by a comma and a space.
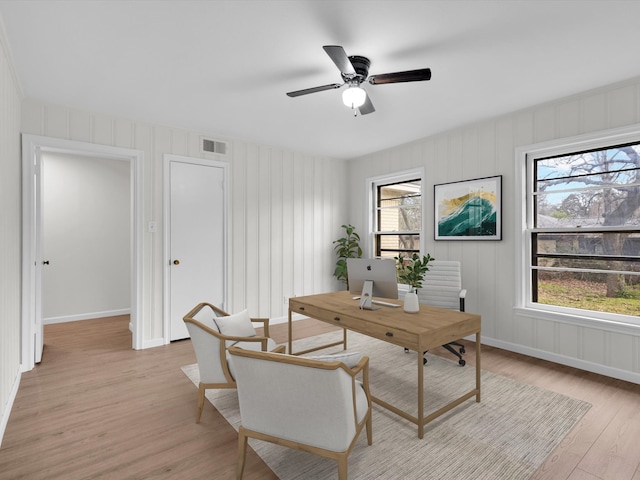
201, 137, 227, 155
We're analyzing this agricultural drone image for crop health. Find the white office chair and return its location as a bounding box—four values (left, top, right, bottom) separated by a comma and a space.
406, 260, 468, 366
183, 302, 285, 423
228, 347, 372, 480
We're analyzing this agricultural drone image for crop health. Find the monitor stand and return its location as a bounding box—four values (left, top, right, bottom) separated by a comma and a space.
359, 280, 379, 310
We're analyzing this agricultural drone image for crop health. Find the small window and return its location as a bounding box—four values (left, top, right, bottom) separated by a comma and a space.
372, 176, 422, 259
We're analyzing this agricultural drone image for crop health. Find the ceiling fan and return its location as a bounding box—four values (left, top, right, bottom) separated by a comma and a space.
286, 45, 432, 116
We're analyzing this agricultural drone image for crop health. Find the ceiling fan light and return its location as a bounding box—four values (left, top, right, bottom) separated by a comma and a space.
342, 86, 366, 108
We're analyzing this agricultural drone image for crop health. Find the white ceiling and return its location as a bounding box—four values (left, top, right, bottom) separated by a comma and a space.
1, 0, 640, 160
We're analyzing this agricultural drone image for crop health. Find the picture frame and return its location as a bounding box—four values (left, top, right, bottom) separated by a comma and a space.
434, 175, 502, 240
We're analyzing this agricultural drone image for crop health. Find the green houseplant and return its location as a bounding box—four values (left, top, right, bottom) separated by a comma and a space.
395, 252, 435, 313
333, 224, 362, 287
395, 252, 435, 291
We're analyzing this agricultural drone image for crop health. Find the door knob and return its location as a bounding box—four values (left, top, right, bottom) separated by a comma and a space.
173, 260, 180, 265
42, 260, 50, 265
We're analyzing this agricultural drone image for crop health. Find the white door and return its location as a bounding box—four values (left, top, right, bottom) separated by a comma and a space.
168, 159, 226, 341
34, 152, 44, 363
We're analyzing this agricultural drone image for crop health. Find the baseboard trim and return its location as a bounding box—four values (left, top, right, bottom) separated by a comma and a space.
0, 366, 21, 448
480, 336, 640, 385
44, 309, 131, 325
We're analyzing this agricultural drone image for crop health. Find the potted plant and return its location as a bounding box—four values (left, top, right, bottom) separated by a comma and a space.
333, 224, 362, 287
395, 252, 435, 312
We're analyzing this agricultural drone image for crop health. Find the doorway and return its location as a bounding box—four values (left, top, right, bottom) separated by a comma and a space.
22, 135, 143, 371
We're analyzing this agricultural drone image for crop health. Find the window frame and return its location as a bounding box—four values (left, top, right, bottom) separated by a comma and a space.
367, 168, 425, 260
515, 124, 640, 332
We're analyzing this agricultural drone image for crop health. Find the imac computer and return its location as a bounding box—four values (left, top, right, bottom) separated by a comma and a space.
346, 258, 399, 310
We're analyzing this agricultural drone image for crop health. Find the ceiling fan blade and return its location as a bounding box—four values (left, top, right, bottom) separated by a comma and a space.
358, 94, 375, 115
368, 68, 432, 85
323, 45, 356, 75
286, 83, 342, 97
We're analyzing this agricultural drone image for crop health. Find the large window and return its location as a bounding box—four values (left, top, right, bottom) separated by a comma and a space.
371, 172, 423, 259
523, 133, 640, 322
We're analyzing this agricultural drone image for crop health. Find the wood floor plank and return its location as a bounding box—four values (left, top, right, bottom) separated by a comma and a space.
1, 316, 639, 480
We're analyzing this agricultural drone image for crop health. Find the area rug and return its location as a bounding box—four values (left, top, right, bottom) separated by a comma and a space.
181, 330, 591, 480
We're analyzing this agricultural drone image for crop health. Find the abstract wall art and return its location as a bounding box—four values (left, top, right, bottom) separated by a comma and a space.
434, 175, 502, 240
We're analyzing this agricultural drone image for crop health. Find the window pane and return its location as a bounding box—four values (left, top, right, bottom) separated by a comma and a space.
535, 143, 640, 229
536, 186, 640, 227
378, 181, 422, 232
536, 232, 640, 257
534, 270, 640, 316
375, 234, 421, 258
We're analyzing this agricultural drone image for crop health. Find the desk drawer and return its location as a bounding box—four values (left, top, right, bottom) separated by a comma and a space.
291, 300, 417, 349
290, 302, 336, 323
354, 321, 417, 350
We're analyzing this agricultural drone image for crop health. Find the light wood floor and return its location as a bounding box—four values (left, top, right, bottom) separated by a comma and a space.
1, 316, 639, 480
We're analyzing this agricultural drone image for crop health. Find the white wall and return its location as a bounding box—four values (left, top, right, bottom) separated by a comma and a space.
20, 100, 349, 345
348, 76, 640, 383
0, 17, 23, 444
42, 152, 130, 322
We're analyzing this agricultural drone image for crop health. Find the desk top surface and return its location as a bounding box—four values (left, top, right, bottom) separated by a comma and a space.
290, 290, 481, 337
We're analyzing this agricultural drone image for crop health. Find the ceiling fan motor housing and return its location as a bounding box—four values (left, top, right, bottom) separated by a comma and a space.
346, 55, 370, 83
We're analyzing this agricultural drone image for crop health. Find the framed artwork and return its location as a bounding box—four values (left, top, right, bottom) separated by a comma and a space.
434, 175, 502, 240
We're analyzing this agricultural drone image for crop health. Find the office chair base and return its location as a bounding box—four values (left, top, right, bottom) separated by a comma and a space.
405, 342, 466, 366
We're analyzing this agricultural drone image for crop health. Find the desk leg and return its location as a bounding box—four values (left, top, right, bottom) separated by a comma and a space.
418, 351, 424, 439
288, 308, 293, 355
476, 331, 481, 403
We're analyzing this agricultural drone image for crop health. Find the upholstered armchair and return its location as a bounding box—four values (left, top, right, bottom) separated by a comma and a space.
183, 302, 285, 423
228, 347, 373, 480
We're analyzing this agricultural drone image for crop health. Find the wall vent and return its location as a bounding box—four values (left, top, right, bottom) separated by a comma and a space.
201, 137, 227, 155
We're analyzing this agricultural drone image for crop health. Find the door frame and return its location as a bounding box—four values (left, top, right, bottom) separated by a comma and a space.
21, 134, 144, 371
162, 154, 229, 343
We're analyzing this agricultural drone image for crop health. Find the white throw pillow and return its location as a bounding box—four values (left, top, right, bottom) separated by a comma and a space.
308, 352, 363, 368
214, 309, 257, 338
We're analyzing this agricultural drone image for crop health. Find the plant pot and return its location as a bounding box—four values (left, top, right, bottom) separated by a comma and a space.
403, 290, 420, 313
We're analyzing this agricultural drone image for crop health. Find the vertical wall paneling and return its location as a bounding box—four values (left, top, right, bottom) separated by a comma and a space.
258, 146, 272, 316
19, 101, 348, 348
270, 149, 284, 316
348, 76, 640, 383
580, 92, 608, 134
0, 18, 22, 445
281, 150, 295, 303
69, 109, 92, 143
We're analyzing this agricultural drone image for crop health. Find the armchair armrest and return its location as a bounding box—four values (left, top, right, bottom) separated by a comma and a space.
249, 317, 272, 337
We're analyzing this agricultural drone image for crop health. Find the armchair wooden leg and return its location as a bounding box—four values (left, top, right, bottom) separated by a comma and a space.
196, 384, 206, 423
366, 411, 372, 446
237, 427, 249, 480
337, 455, 348, 480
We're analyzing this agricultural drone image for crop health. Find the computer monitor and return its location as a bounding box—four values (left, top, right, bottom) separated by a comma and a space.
347, 258, 398, 310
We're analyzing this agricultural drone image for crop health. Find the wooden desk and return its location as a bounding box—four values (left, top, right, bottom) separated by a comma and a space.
288, 290, 481, 439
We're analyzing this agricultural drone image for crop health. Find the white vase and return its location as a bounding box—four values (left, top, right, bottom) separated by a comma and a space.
403, 290, 420, 313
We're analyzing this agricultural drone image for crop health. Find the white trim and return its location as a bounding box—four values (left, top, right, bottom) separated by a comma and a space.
482, 336, 640, 385
514, 123, 640, 331
162, 154, 229, 344
0, 367, 21, 447
21, 135, 144, 371
43, 309, 131, 325
365, 167, 425, 258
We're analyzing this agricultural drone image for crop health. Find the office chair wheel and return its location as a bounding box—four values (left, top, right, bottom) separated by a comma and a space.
423, 357, 428, 365
459, 346, 466, 354
458, 359, 466, 366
